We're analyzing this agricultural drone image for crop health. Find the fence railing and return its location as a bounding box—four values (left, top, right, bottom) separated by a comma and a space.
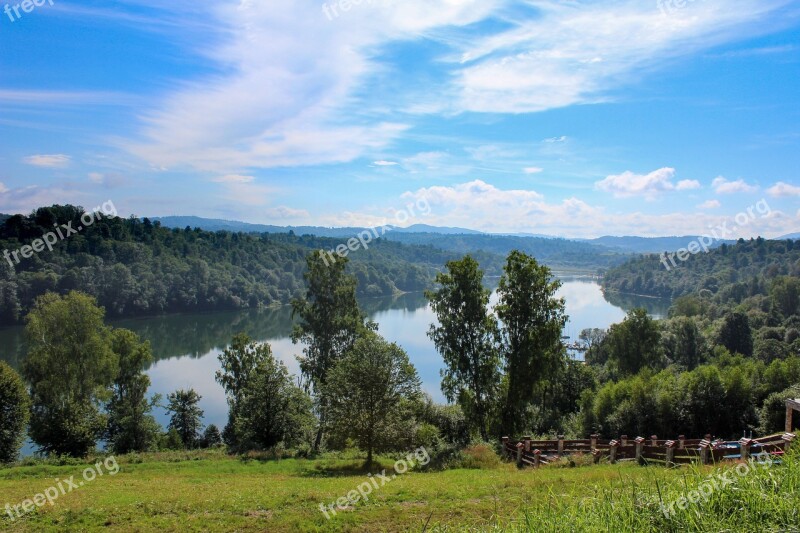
501, 432, 797, 468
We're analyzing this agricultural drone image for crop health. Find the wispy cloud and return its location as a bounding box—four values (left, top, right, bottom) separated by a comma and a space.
698, 199, 721, 209
767, 181, 800, 197
595, 167, 693, 199
24, 154, 71, 168
712, 176, 759, 194
524, 167, 544, 174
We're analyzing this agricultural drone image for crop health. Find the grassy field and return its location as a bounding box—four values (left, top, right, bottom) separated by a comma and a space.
1, 448, 798, 532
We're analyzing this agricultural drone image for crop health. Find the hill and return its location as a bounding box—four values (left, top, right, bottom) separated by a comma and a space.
582, 235, 733, 254
0, 205, 504, 326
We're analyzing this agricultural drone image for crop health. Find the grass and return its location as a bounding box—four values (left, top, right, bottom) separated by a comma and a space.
0, 447, 797, 532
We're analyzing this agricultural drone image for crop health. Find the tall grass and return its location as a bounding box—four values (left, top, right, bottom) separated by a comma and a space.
432, 450, 800, 532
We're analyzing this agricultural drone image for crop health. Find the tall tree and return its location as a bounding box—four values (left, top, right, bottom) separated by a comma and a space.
426, 255, 500, 441
0, 361, 29, 464
291, 252, 366, 451
606, 308, 663, 376
325, 332, 422, 465
236, 348, 315, 451
106, 329, 161, 454
496, 251, 568, 435
22, 292, 118, 457
215, 333, 273, 448
166, 389, 204, 449
718, 311, 754, 357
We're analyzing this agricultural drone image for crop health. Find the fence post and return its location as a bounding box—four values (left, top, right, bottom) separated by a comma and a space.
516, 443, 523, 467
620, 435, 628, 447
678, 435, 685, 450
635, 436, 645, 465
591, 434, 598, 451
699, 438, 711, 465
782, 433, 796, 453
609, 440, 619, 464
740, 438, 752, 462
650, 435, 658, 447
592, 448, 602, 464
665, 440, 676, 467
501, 436, 509, 458
533, 449, 541, 468
558, 435, 565, 456
524, 436, 532, 453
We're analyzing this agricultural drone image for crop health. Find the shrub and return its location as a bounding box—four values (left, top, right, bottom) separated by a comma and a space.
0, 361, 30, 464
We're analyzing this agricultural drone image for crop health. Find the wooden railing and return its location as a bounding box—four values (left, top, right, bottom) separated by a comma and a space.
501, 432, 797, 468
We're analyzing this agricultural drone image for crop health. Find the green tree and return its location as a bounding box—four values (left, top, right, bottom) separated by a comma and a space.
426, 255, 500, 441
325, 332, 422, 465
606, 308, 663, 376
291, 252, 366, 451
236, 344, 314, 451
496, 251, 568, 435
215, 333, 274, 448
0, 361, 30, 464
106, 329, 161, 454
166, 389, 204, 449
662, 316, 705, 370
770, 276, 800, 318
22, 292, 118, 457
718, 312, 754, 357
202, 424, 223, 448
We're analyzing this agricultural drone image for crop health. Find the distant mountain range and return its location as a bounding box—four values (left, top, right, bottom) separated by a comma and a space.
778, 232, 800, 240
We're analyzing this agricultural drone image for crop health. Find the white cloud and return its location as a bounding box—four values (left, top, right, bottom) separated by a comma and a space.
213, 174, 255, 184
373, 160, 398, 166
543, 136, 568, 143
595, 167, 685, 199
712, 176, 759, 194
697, 200, 721, 209
767, 181, 800, 197
264, 206, 309, 219
450, 0, 793, 113
88, 172, 126, 188
24, 154, 71, 168
397, 180, 797, 238
524, 167, 544, 174
676, 179, 701, 191
0, 182, 7, 194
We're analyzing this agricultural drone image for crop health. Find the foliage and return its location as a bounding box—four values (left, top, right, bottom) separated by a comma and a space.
324, 332, 422, 464
0, 361, 29, 464
235, 346, 315, 451
202, 425, 224, 448
106, 329, 161, 454
496, 251, 567, 435
717, 311, 754, 357
22, 291, 118, 457
166, 389, 205, 449
426, 255, 501, 441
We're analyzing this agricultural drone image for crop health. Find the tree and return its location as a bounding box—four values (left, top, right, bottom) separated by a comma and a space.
579, 328, 607, 349
718, 312, 754, 357
606, 308, 663, 376
662, 317, 705, 370
202, 425, 223, 448
496, 251, 568, 435
166, 389, 204, 449
106, 329, 161, 454
325, 332, 422, 465
426, 255, 500, 441
236, 345, 315, 451
770, 276, 800, 318
22, 292, 118, 457
0, 361, 29, 464
215, 333, 274, 448
291, 252, 366, 451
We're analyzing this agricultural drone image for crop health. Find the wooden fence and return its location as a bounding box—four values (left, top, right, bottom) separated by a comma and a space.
501, 432, 797, 468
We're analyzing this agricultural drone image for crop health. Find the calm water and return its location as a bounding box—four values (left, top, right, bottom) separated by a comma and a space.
0, 278, 668, 449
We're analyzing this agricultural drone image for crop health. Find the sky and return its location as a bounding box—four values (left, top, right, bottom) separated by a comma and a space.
0, 0, 799, 238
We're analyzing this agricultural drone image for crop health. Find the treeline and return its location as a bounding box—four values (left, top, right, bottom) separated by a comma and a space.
602, 237, 800, 299
0, 205, 503, 326
384, 232, 628, 270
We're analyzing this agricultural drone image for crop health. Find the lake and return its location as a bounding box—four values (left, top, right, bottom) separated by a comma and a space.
0, 277, 669, 450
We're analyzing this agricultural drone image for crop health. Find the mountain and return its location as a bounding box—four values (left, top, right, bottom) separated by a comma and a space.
581, 236, 734, 254
151, 217, 482, 237
778, 232, 800, 240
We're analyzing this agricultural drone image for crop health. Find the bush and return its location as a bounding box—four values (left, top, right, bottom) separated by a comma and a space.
0, 361, 30, 464
460, 444, 502, 469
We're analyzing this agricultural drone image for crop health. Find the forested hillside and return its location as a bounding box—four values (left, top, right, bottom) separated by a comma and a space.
602, 238, 800, 299
384, 232, 628, 270
0, 205, 502, 325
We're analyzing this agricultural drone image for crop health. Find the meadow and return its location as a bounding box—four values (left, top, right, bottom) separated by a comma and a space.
1, 447, 797, 532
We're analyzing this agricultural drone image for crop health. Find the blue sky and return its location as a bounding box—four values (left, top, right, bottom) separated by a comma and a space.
0, 0, 798, 237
